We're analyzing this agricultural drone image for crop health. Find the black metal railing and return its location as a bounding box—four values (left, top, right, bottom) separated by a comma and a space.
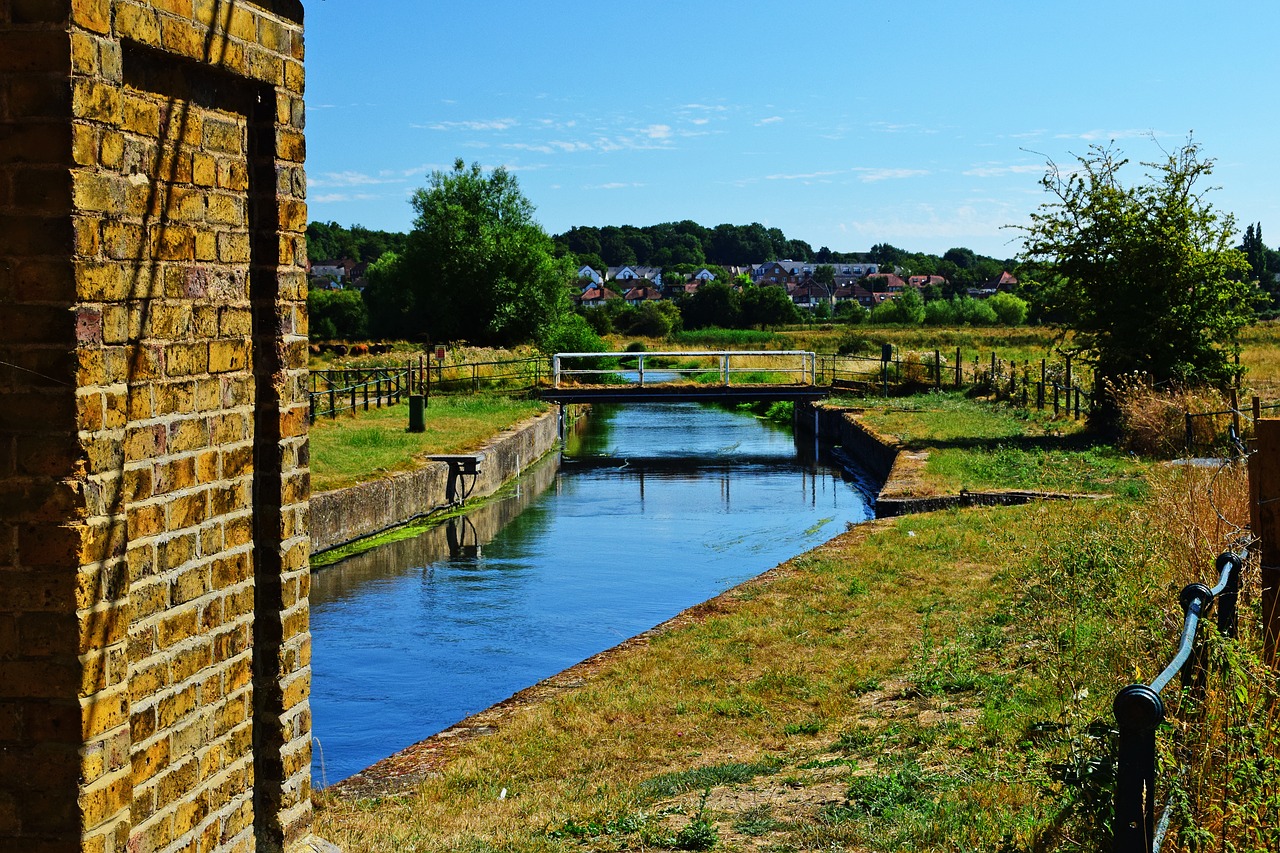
1112, 544, 1248, 853
308, 367, 409, 422
308, 356, 549, 422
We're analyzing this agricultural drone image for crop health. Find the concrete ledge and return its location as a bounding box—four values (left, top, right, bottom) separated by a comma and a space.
310, 408, 564, 554
796, 401, 1098, 518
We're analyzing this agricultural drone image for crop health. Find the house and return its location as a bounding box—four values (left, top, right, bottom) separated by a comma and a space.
790, 278, 832, 309
692, 268, 717, 282
753, 261, 802, 286
908, 275, 948, 290
969, 271, 1018, 298
623, 285, 662, 305
864, 272, 910, 293
607, 265, 664, 288
310, 258, 357, 282
576, 265, 603, 286
578, 285, 621, 307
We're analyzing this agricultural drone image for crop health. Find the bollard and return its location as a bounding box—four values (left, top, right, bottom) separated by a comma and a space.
408, 395, 426, 433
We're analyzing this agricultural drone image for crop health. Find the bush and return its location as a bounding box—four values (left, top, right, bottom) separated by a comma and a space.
987, 291, 1029, 325
538, 313, 607, 356
1106, 374, 1232, 457
923, 298, 956, 326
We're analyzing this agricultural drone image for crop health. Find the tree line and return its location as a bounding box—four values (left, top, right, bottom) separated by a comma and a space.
308, 138, 1273, 401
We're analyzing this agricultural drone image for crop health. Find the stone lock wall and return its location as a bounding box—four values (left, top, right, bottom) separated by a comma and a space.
0, 2, 312, 851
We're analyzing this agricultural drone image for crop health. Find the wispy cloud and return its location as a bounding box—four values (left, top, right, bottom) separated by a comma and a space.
1056, 128, 1169, 142
415, 118, 519, 131
310, 170, 408, 188
963, 163, 1044, 178
312, 192, 383, 203
757, 116, 784, 126
765, 169, 845, 181
854, 168, 929, 182
585, 182, 645, 190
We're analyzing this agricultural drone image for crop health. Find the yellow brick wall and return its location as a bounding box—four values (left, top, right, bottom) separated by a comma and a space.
0, 1, 311, 851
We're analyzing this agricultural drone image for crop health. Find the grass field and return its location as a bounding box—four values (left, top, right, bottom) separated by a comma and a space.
315, 456, 1268, 852
308, 395, 548, 492
311, 325, 1280, 852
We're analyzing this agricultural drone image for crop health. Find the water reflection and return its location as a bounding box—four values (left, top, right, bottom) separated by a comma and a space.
310, 403, 874, 785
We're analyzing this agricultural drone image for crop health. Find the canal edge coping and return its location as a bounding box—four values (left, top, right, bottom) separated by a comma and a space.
309, 406, 581, 555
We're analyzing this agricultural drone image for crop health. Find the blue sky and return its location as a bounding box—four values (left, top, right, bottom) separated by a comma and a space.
303, 0, 1280, 260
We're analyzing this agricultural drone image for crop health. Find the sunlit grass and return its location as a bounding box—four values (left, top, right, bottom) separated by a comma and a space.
308, 396, 548, 492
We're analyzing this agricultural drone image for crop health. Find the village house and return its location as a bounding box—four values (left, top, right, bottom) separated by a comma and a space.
578, 285, 622, 307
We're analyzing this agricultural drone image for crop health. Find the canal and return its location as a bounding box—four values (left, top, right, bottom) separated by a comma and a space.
309, 402, 876, 786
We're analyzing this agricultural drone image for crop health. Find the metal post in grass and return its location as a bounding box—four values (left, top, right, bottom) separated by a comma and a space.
1256, 419, 1280, 667
1054, 384, 1060, 417
1113, 685, 1161, 853
955, 347, 961, 388
1039, 359, 1046, 409
1185, 412, 1195, 453
934, 349, 941, 390
328, 387, 336, 419
1065, 352, 1073, 406
1231, 388, 1241, 440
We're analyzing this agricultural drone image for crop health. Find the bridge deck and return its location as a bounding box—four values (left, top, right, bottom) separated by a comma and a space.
538, 384, 830, 405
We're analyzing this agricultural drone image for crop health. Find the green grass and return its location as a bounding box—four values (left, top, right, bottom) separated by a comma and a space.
847, 390, 1145, 495
309, 395, 548, 492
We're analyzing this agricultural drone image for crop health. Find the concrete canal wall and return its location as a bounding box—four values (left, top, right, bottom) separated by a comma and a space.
311, 408, 565, 554
796, 401, 1090, 517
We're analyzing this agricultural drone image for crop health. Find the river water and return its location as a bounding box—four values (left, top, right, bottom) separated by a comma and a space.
309, 403, 875, 786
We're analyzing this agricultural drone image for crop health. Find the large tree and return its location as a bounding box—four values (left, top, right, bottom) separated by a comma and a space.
399, 159, 574, 346
1019, 139, 1257, 389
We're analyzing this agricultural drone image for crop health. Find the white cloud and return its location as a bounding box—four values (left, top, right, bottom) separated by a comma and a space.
312, 192, 382, 203
854, 168, 929, 182
645, 124, 673, 139
1055, 128, 1169, 142
757, 116, 784, 126
963, 164, 1045, 178
415, 118, 519, 131
309, 170, 406, 188
765, 169, 845, 181
585, 182, 645, 190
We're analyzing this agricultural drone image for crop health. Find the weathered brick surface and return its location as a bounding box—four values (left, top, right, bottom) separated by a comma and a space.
1, 1, 311, 851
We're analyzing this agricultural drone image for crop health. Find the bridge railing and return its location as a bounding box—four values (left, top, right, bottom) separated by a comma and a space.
552, 350, 818, 388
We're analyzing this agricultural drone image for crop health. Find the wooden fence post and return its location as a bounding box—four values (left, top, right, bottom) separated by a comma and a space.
955, 347, 961, 388
1255, 419, 1280, 668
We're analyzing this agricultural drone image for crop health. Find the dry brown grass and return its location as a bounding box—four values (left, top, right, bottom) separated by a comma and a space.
1107, 375, 1234, 457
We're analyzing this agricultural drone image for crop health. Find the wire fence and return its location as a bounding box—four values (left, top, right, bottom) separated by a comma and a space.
818, 348, 1095, 419
1184, 394, 1280, 455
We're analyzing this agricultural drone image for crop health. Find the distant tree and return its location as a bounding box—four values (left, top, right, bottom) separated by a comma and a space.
398, 159, 574, 346
307, 288, 369, 340
741, 285, 799, 328
361, 251, 415, 339
813, 265, 837, 286
896, 287, 926, 324
943, 246, 977, 269
682, 280, 742, 329
1019, 138, 1258, 389
834, 301, 868, 324
986, 291, 1029, 325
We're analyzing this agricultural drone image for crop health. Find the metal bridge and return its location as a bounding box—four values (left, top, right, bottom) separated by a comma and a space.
537, 350, 830, 405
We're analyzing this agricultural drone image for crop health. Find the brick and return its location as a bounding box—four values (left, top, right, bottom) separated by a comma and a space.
71, 0, 112, 33
114, 1, 161, 46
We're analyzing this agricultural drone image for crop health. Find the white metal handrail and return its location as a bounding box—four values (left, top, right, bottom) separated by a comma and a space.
552, 350, 817, 388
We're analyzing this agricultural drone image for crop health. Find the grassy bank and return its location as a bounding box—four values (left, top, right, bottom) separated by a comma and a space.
314, 395, 1274, 852
309, 396, 548, 492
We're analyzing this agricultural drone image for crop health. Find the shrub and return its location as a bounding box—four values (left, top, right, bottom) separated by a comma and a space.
987, 291, 1029, 325
1106, 374, 1232, 457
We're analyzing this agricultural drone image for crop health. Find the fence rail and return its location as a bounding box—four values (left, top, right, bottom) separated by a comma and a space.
1185, 394, 1280, 454
817, 348, 1095, 418
308, 356, 547, 422
1112, 544, 1249, 853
